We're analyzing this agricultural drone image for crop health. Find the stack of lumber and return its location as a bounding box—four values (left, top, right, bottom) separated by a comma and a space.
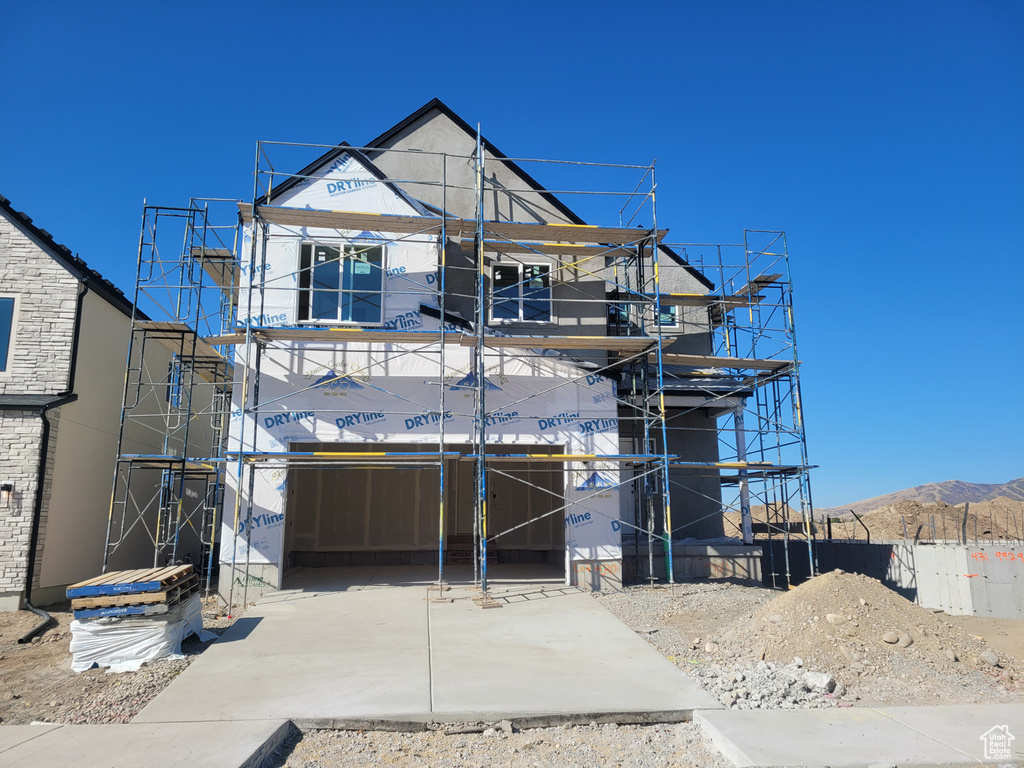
66, 565, 198, 620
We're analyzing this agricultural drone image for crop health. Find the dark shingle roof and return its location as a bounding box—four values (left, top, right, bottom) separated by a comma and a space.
0, 194, 141, 319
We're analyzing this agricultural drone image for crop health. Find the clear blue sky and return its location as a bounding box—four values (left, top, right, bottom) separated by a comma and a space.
2, 1, 1021, 508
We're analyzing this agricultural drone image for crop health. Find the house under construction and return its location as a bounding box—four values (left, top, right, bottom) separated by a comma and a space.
102, 99, 814, 606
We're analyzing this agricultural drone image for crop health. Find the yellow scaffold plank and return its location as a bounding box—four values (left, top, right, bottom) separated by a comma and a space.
238, 203, 463, 237
658, 353, 794, 372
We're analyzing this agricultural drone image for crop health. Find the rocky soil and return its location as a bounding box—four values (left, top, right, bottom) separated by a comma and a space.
725, 497, 1024, 542
836, 497, 1024, 542
0, 596, 240, 725
597, 571, 1023, 710
275, 721, 729, 768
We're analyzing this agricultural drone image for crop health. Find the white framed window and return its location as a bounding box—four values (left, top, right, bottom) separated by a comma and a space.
491, 263, 552, 323
655, 304, 679, 328
298, 242, 385, 324
0, 296, 16, 373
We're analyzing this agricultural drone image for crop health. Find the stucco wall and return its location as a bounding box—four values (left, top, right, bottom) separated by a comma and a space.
41, 291, 136, 588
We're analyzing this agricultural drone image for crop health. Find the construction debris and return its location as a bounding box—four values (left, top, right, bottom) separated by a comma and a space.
66, 566, 216, 672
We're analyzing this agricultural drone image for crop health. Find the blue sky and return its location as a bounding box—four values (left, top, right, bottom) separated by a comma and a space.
2, 1, 1021, 507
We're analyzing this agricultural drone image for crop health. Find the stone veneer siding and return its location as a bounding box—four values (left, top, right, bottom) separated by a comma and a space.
0, 214, 79, 396
0, 211, 78, 607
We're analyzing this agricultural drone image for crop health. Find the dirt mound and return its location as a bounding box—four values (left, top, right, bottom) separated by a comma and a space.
707, 571, 1021, 706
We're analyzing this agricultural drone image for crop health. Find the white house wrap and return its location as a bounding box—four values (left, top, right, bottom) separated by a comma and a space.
220, 151, 623, 588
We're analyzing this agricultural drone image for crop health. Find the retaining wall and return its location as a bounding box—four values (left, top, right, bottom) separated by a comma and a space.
811, 541, 1024, 619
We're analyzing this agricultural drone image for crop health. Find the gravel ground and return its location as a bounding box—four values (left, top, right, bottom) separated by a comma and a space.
5, 573, 1020, 767
274, 721, 730, 768
0, 596, 243, 725
595, 572, 1022, 710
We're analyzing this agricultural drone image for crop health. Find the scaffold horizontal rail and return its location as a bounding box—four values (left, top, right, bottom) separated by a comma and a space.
191, 247, 239, 298
238, 203, 462, 236
204, 328, 460, 345
203, 327, 657, 353
226, 450, 460, 462
118, 455, 219, 470
479, 453, 663, 463
658, 352, 795, 372
468, 335, 659, 352
240, 203, 666, 247
735, 273, 783, 295
659, 293, 759, 309
464, 240, 634, 259
136, 321, 234, 381
482, 220, 667, 246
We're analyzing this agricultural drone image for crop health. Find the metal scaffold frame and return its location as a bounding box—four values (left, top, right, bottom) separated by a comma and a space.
103, 130, 815, 608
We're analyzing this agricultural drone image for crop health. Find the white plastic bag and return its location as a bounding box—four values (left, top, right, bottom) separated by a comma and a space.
69, 593, 217, 673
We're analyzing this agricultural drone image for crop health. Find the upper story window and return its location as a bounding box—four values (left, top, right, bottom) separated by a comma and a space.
0, 297, 14, 372
656, 304, 679, 328
491, 263, 552, 323
298, 242, 384, 324
607, 298, 677, 331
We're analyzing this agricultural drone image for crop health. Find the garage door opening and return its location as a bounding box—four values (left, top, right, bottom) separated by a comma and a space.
283, 443, 565, 573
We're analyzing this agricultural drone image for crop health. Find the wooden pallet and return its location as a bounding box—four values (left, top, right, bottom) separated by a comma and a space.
67, 566, 193, 599
72, 579, 200, 620
70, 575, 198, 610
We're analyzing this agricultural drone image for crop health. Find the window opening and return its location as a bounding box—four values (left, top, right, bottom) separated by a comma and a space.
0, 297, 14, 372
491, 263, 551, 323
298, 242, 384, 324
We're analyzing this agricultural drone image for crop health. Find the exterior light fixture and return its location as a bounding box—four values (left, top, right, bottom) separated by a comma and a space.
0, 483, 12, 508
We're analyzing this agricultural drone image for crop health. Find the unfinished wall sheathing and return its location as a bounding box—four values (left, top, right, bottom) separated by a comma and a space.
104, 123, 815, 609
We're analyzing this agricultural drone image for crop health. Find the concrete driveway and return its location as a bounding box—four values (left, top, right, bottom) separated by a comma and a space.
135, 565, 721, 725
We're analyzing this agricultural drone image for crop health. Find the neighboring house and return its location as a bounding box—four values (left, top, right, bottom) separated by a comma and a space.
0, 195, 167, 610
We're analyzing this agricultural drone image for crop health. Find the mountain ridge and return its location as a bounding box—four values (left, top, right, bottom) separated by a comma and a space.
817, 477, 1024, 518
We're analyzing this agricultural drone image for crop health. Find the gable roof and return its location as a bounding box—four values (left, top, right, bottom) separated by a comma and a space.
0, 194, 141, 319
264, 98, 714, 289
366, 98, 591, 227
264, 144, 433, 218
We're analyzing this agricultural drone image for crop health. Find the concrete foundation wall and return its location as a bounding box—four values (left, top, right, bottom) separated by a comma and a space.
573, 559, 624, 592
218, 562, 280, 607
625, 544, 762, 584
816, 541, 1024, 619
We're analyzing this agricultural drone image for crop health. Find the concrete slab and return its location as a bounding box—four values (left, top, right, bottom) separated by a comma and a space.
136, 571, 433, 722
0, 721, 292, 768
878, 704, 1024, 764
0, 725, 61, 755
135, 565, 720, 724
430, 578, 721, 719
696, 704, 1024, 767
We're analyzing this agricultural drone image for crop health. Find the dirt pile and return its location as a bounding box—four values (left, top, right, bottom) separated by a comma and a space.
704, 570, 1021, 706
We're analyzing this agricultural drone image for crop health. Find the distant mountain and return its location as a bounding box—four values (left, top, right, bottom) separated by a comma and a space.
817, 477, 1024, 519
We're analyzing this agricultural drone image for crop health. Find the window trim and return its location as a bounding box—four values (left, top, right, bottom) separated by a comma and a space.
296, 241, 387, 326
489, 261, 554, 325
0, 294, 19, 376
655, 303, 680, 329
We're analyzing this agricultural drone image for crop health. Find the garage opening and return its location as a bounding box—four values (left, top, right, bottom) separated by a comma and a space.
283, 442, 564, 572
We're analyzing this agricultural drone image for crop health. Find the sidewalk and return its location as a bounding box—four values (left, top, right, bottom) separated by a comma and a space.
697, 703, 1024, 767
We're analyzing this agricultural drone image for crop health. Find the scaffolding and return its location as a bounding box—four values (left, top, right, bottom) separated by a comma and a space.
103, 128, 816, 606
